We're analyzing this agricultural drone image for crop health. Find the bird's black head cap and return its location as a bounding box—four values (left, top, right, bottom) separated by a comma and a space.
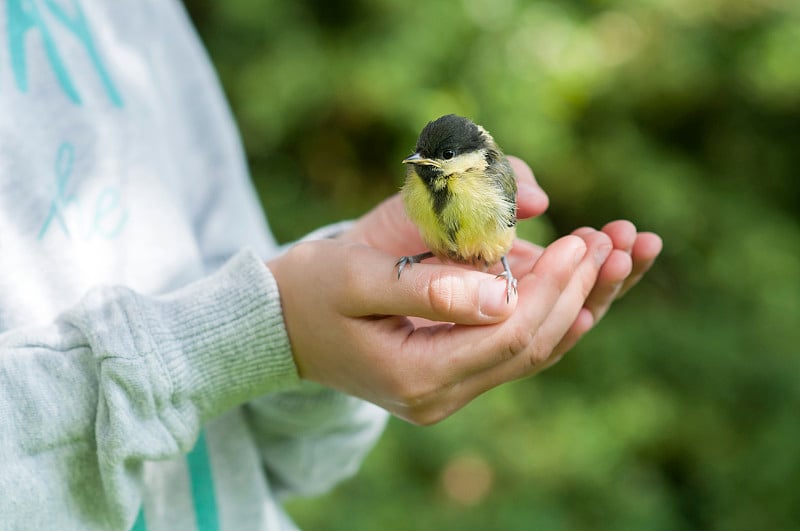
415, 114, 486, 159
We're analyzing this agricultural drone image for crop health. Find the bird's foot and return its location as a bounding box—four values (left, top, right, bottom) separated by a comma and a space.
496, 255, 518, 303
395, 251, 435, 279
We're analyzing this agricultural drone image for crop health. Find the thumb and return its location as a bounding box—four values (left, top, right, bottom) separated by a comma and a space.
337, 245, 517, 324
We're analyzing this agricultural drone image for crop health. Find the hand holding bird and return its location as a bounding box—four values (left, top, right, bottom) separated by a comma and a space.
268, 153, 662, 424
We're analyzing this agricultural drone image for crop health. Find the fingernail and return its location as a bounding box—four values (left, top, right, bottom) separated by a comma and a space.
479, 279, 511, 316
573, 243, 587, 265
595, 243, 613, 266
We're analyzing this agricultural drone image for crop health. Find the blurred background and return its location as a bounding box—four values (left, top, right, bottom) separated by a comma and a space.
184, 0, 799, 529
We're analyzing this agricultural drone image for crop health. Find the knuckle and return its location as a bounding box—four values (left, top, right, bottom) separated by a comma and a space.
505, 324, 533, 360
502, 324, 552, 370
526, 341, 552, 369
425, 272, 462, 316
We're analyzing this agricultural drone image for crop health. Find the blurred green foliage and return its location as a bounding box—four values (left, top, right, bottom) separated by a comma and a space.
184, 0, 799, 528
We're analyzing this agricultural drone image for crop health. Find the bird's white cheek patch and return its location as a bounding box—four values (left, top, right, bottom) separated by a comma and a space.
442, 150, 488, 176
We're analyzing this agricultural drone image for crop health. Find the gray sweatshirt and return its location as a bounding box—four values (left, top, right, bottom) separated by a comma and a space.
0, 1, 388, 529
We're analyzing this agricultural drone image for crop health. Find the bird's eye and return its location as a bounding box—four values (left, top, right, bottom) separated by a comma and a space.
442, 149, 455, 160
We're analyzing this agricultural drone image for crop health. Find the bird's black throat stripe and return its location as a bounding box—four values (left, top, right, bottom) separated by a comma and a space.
415, 165, 448, 214
415, 165, 459, 244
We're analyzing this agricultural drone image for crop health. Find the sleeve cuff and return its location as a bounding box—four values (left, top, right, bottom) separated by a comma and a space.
62, 248, 299, 451
148, 248, 300, 421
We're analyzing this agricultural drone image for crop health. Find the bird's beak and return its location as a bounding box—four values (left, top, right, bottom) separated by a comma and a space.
402, 153, 442, 167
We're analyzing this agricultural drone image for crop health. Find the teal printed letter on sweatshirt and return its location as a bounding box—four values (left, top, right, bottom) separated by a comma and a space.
38, 142, 129, 241
7, 0, 123, 106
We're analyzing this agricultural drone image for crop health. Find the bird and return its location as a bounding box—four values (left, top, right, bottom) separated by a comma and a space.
396, 114, 518, 302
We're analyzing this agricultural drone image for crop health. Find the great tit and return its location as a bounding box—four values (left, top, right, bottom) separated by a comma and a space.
396, 114, 518, 302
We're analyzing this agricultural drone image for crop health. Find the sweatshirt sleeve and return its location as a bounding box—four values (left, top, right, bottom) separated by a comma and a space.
244, 383, 389, 500
238, 221, 390, 500
0, 248, 298, 527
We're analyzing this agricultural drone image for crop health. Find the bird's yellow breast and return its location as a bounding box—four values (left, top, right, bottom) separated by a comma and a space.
402, 166, 515, 266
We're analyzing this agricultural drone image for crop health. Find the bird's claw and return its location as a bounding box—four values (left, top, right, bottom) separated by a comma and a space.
495, 270, 518, 303
395, 251, 435, 279
395, 256, 413, 279
498, 255, 517, 303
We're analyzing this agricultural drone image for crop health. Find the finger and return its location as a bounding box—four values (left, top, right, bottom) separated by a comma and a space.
546, 307, 595, 367
618, 232, 663, 297
399, 237, 607, 424
404, 236, 541, 328
405, 235, 589, 379
584, 249, 633, 321
601, 220, 637, 253
406, 236, 548, 330
548, 230, 658, 360
508, 155, 549, 220
337, 244, 518, 324
544, 235, 632, 360
454, 230, 612, 397
508, 229, 612, 374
